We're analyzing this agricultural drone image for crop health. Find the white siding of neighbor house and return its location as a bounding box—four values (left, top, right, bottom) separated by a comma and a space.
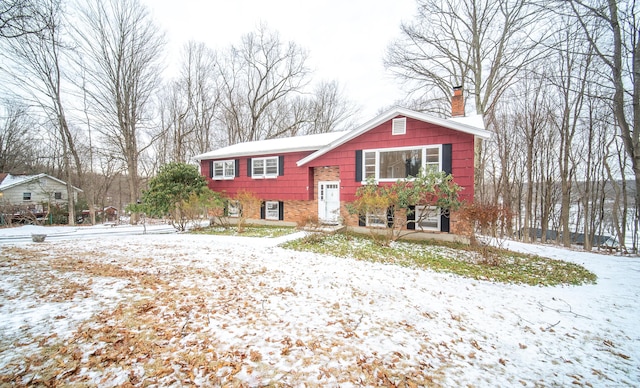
0, 177, 75, 207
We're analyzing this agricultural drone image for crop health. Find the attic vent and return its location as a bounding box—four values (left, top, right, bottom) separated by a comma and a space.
392, 117, 406, 135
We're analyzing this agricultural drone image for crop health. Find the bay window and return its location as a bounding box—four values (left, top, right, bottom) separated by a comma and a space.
362, 145, 441, 182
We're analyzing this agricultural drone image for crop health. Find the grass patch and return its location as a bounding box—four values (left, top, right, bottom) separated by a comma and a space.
191, 224, 297, 238
281, 232, 597, 286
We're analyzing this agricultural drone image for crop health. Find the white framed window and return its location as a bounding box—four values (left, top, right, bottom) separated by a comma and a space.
363, 145, 441, 182
392, 117, 406, 135
415, 206, 440, 231
366, 211, 387, 228
265, 201, 280, 220
212, 160, 235, 180
23, 192, 31, 201
54, 192, 62, 200
252, 157, 278, 179
227, 201, 240, 218
425, 147, 440, 173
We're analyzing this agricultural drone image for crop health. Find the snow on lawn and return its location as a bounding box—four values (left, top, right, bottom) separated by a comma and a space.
0, 229, 638, 386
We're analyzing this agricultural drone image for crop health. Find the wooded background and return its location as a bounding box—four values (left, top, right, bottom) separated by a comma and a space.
0, 0, 637, 252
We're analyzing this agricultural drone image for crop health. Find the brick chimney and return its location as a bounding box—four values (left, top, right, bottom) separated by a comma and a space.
451, 86, 464, 117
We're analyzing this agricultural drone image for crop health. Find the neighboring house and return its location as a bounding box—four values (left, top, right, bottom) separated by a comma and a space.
195, 90, 491, 234
0, 173, 82, 217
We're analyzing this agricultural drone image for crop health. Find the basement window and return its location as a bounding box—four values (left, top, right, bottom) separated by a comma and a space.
265, 201, 280, 220
227, 201, 240, 218
366, 211, 387, 228
415, 206, 440, 231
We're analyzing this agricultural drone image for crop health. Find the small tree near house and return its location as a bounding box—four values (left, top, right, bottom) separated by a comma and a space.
348, 169, 462, 245
128, 162, 223, 231
232, 190, 261, 233
459, 202, 512, 246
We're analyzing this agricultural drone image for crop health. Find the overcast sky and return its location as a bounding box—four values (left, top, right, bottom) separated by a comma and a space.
141, 0, 417, 120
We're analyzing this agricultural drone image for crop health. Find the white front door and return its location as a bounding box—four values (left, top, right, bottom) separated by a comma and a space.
318, 181, 340, 224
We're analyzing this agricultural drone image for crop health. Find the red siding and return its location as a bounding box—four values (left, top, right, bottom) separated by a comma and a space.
200, 116, 476, 202
306, 116, 476, 202
202, 151, 315, 201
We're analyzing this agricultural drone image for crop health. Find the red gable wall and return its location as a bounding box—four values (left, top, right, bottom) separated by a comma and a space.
306, 116, 476, 202
201, 116, 476, 202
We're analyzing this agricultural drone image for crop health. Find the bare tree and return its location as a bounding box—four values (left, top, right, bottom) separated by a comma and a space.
75, 0, 165, 223
0, 0, 81, 225
0, 0, 50, 38
386, 0, 547, 117
155, 41, 219, 166
0, 101, 36, 172
604, 136, 631, 252
385, 0, 550, 202
216, 24, 310, 144
510, 75, 553, 242
543, 12, 594, 247
484, 105, 526, 236
568, 0, 640, 252
301, 80, 356, 135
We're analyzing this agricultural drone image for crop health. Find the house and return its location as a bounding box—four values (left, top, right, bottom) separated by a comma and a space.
0, 173, 82, 222
194, 90, 491, 235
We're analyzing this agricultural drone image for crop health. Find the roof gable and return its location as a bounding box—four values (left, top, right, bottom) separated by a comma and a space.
193, 131, 348, 161
193, 107, 491, 164
296, 107, 491, 167
0, 173, 83, 192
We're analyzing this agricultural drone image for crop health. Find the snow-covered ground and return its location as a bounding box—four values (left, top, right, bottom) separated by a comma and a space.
0, 225, 638, 386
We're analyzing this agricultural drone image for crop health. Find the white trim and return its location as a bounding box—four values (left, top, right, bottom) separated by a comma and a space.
193, 131, 347, 161
362, 144, 442, 183
211, 159, 235, 180
297, 107, 490, 167
251, 156, 278, 179
194, 108, 489, 166
366, 211, 387, 228
318, 181, 341, 224
265, 201, 280, 220
392, 117, 406, 135
227, 201, 240, 218
415, 206, 440, 231
0, 173, 83, 192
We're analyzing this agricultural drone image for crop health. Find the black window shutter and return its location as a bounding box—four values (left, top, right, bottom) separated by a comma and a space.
235, 159, 240, 177
386, 206, 394, 228
209, 161, 214, 178
278, 156, 284, 176
358, 214, 366, 227
442, 144, 452, 175
407, 205, 416, 230
278, 201, 284, 220
355, 150, 363, 181
440, 209, 450, 233
247, 158, 252, 177
260, 201, 265, 219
